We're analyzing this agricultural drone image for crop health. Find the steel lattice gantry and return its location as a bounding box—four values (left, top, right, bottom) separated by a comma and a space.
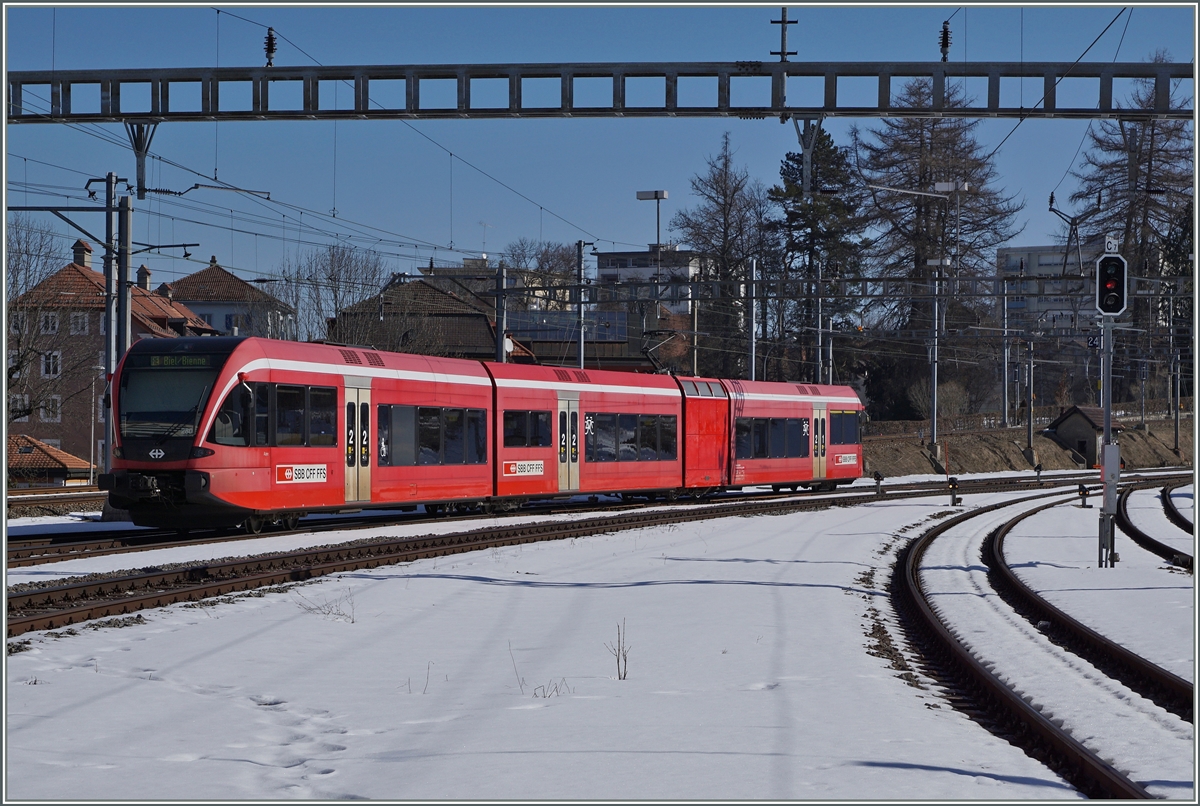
6, 60, 1194, 124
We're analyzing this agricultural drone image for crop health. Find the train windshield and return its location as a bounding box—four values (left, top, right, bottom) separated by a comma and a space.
118, 355, 222, 440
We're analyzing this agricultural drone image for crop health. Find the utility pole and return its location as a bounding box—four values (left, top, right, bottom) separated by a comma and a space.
748, 258, 757, 380
576, 240, 593, 369
1002, 277, 1010, 427
116, 195, 133, 362
495, 261, 507, 363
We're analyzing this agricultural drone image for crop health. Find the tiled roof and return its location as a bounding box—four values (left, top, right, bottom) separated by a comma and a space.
170, 262, 292, 310
6, 434, 93, 472
13, 263, 220, 337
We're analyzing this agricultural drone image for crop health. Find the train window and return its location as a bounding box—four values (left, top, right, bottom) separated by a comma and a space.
696, 382, 713, 397
830, 411, 860, 445
276, 386, 305, 446
618, 414, 638, 461
659, 415, 677, 461
637, 414, 659, 461
770, 418, 787, 458
443, 409, 465, 464
390, 405, 417, 466
504, 410, 553, 448
681, 380, 699, 396
466, 409, 488, 464
587, 413, 618, 462
751, 419, 769, 458
255, 384, 270, 446
208, 388, 252, 446
531, 411, 553, 447
707, 382, 727, 398
503, 410, 528, 447
309, 387, 337, 446
786, 418, 805, 458
735, 418, 753, 459
377, 406, 391, 465
418, 407, 441, 465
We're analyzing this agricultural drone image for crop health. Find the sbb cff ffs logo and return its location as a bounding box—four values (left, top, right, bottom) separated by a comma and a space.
1095, 254, 1127, 316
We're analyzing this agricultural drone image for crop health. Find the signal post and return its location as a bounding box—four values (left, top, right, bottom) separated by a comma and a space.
1095, 240, 1127, 568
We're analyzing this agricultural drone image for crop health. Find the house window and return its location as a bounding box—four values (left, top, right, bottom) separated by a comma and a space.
70, 312, 89, 335
41, 351, 61, 378
43, 439, 61, 449
225, 313, 245, 332
9, 394, 30, 422
9, 312, 27, 335
41, 312, 59, 334
99, 315, 106, 335
201, 313, 213, 326
41, 396, 61, 422
98, 393, 105, 423
8, 350, 20, 380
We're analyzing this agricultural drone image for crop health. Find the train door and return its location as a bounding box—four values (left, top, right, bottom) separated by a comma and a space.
344, 383, 372, 503
812, 404, 827, 481
557, 395, 580, 493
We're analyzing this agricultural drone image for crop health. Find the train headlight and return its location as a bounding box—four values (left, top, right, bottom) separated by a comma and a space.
190, 447, 216, 458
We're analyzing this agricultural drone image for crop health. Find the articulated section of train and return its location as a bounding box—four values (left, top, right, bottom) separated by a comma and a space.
99, 337, 864, 530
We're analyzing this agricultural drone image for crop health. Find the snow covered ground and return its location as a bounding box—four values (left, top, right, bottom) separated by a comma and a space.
5, 473, 1194, 800
1125, 487, 1195, 557
921, 494, 1193, 799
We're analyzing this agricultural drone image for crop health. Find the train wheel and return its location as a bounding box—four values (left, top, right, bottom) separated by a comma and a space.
244, 516, 265, 535
283, 514, 300, 531
665, 489, 679, 502
426, 504, 445, 517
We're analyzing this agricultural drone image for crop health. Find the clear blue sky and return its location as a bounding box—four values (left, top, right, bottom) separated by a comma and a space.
4, 4, 1196, 287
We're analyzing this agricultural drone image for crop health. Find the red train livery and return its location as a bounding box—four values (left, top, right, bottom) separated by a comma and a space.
99, 337, 864, 530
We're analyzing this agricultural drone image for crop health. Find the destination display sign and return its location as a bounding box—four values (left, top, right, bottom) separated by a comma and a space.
146, 354, 214, 368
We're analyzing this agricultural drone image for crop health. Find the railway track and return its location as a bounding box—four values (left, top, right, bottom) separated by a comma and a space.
8, 469, 1181, 571
1116, 486, 1194, 571
893, 480, 1192, 799
1161, 483, 1195, 535
15, 473, 1188, 637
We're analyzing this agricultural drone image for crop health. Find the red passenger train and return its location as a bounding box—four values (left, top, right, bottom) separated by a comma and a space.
99, 337, 864, 530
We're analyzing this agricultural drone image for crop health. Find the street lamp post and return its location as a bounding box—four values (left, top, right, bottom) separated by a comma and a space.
636, 191, 668, 281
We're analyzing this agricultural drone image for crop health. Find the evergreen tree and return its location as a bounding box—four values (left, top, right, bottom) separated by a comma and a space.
670, 133, 777, 379
769, 127, 868, 383
848, 78, 1024, 420
1069, 50, 1193, 402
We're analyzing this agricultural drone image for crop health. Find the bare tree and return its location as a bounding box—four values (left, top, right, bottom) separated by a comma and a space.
274, 243, 389, 344
500, 238, 578, 311
5, 215, 94, 426
670, 133, 779, 379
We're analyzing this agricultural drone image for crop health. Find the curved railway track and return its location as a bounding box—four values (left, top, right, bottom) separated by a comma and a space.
1161, 483, 1195, 535
1116, 486, 1194, 571
892, 481, 1192, 799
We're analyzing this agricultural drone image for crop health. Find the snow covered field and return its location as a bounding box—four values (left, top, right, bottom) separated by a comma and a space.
5, 475, 1194, 800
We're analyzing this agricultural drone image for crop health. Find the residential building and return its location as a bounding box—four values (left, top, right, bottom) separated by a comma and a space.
161, 256, 296, 338
6, 240, 219, 465
7, 434, 94, 487
594, 244, 701, 316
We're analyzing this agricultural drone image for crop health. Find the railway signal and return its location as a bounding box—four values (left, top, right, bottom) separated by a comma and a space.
1095, 254, 1127, 316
